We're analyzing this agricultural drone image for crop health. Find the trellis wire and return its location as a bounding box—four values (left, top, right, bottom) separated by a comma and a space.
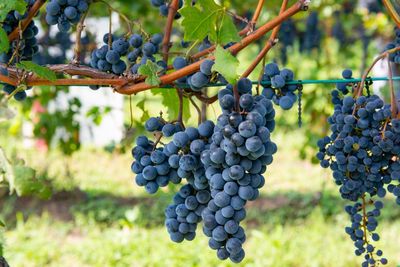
170, 76, 400, 89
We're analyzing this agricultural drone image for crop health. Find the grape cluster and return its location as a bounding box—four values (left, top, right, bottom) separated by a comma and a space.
131, 117, 184, 194
172, 57, 215, 90
90, 33, 165, 77
332, 11, 346, 45
33, 32, 73, 65
345, 201, 387, 267
45, 0, 90, 32
198, 78, 276, 262
384, 28, 400, 64
1, 0, 39, 101
150, 0, 184, 19
128, 33, 165, 75
301, 12, 321, 52
261, 62, 298, 110
132, 77, 277, 263
131, 136, 182, 194
317, 69, 400, 266
278, 19, 296, 64
165, 183, 210, 242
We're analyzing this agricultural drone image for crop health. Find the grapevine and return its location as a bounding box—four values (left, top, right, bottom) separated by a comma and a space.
2, 0, 400, 266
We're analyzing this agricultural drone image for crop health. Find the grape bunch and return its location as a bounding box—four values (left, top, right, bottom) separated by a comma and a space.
132, 77, 277, 263
332, 11, 346, 45
45, 0, 90, 32
33, 31, 73, 65
90, 33, 165, 76
345, 201, 387, 267
261, 62, 298, 110
165, 183, 210, 242
150, 0, 184, 19
131, 117, 184, 194
317, 70, 400, 266
301, 12, 321, 52
384, 28, 400, 64
198, 78, 277, 262
1, 0, 40, 101
278, 19, 296, 64
131, 115, 217, 194
172, 57, 215, 90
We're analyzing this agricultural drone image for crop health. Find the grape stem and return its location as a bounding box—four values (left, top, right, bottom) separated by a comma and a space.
241, 0, 289, 78
94, 0, 133, 36
387, 56, 398, 117
7, 0, 46, 42
256, 56, 266, 95
176, 88, 185, 127
356, 46, 400, 98
382, 0, 400, 27
72, 7, 90, 65
188, 95, 202, 125
162, 0, 180, 62
194, 93, 218, 104
361, 195, 376, 264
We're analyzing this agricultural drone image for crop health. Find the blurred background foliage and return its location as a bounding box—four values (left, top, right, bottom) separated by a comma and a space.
2, 0, 400, 266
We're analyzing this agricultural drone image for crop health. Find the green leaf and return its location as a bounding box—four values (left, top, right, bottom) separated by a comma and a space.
180, 1, 220, 42
215, 11, 240, 44
138, 61, 162, 86
0, 28, 9, 54
0, 220, 4, 228
16, 61, 57, 81
212, 46, 239, 84
181, 0, 238, 44
151, 89, 191, 122
13, 165, 37, 196
0, 0, 27, 22
137, 98, 150, 123
0, 147, 15, 193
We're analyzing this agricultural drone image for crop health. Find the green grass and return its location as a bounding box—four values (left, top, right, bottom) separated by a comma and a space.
2, 133, 400, 267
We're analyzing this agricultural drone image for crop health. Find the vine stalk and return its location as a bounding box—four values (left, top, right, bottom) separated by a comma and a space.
162, 0, 179, 62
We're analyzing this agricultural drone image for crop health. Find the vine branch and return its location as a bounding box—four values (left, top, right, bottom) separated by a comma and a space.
118, 0, 307, 95
73, 8, 90, 64
162, 0, 179, 62
241, 0, 288, 78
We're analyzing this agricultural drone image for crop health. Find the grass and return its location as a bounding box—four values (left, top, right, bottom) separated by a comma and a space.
2, 132, 400, 267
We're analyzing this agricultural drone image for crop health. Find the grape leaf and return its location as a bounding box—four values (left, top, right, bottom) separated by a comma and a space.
16, 61, 57, 81
138, 61, 162, 86
215, 11, 240, 44
0, 0, 27, 22
180, 1, 220, 42
0, 28, 9, 54
212, 46, 239, 84
151, 89, 191, 122
180, 0, 238, 44
137, 98, 150, 122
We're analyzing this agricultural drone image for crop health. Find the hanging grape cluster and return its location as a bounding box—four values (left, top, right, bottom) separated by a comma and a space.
317, 69, 400, 266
